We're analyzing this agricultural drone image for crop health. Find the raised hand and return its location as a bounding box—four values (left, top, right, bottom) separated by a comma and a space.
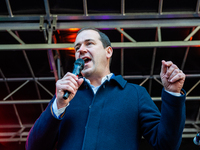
160, 60, 185, 93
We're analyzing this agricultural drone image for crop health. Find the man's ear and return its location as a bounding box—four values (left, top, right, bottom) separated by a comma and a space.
105, 46, 113, 59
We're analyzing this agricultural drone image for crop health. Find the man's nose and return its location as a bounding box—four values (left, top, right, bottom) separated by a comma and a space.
78, 44, 87, 54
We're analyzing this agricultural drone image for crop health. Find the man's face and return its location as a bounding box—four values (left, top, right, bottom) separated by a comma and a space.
74, 30, 108, 78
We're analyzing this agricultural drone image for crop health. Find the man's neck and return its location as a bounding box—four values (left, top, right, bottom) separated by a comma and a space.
90, 79, 102, 87
86, 72, 111, 87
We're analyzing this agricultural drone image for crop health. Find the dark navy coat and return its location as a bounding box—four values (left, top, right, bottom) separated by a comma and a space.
26, 75, 186, 150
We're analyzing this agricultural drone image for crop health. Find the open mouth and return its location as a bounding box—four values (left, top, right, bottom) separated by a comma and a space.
83, 57, 91, 64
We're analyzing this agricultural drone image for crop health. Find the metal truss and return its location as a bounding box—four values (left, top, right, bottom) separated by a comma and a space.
1, 0, 200, 21
0, 0, 200, 143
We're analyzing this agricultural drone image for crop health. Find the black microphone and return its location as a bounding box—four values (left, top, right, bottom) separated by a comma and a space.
63, 58, 85, 99
193, 133, 200, 146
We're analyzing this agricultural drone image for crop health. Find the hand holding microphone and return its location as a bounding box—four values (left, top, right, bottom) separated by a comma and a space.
55, 58, 84, 109
63, 58, 85, 99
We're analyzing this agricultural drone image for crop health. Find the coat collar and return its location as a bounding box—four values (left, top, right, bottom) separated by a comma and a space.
79, 74, 127, 89
110, 75, 127, 89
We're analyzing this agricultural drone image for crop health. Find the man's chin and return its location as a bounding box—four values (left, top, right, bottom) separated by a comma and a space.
81, 69, 91, 77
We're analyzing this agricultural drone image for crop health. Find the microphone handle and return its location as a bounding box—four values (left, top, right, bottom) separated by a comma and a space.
63, 91, 70, 100
62, 66, 81, 99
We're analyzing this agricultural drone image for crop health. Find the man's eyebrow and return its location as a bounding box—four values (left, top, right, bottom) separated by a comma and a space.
74, 39, 95, 48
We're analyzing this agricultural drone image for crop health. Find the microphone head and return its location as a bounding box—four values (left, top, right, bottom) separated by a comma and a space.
74, 58, 85, 69
73, 58, 85, 75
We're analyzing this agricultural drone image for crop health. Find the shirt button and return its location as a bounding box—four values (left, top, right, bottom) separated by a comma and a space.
89, 105, 91, 109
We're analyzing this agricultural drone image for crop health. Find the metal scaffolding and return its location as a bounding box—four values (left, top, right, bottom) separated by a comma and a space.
0, 0, 200, 143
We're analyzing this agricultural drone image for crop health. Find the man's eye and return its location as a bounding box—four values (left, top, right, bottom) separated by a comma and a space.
75, 47, 80, 51
87, 42, 92, 46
